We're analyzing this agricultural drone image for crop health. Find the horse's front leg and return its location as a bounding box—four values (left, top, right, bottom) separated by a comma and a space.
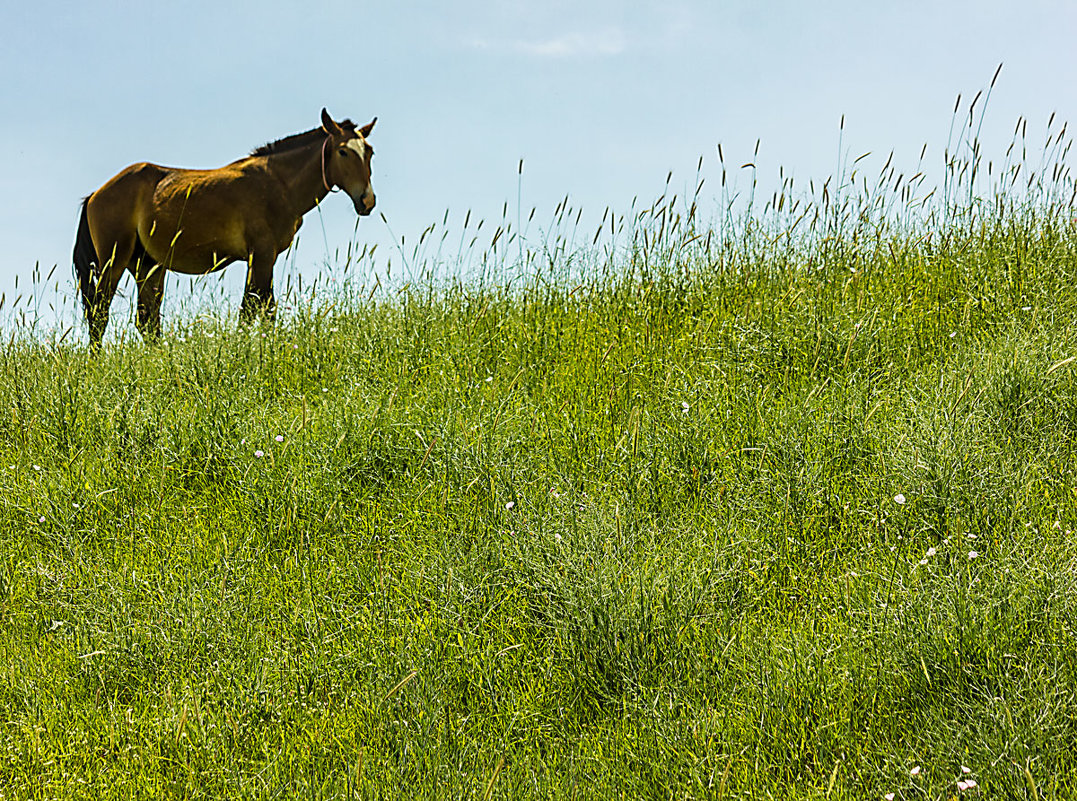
240, 248, 278, 323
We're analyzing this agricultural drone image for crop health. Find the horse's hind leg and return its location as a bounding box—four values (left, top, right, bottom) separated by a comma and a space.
86, 244, 132, 347
82, 163, 164, 347
133, 258, 165, 341
84, 197, 140, 347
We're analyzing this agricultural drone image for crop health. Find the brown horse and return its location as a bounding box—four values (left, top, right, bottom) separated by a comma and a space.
73, 108, 376, 345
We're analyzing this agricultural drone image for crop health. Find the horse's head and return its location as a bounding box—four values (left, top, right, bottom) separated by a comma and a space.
321, 108, 376, 216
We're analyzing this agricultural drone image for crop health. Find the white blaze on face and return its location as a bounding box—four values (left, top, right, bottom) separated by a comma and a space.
345, 138, 368, 159
342, 137, 375, 211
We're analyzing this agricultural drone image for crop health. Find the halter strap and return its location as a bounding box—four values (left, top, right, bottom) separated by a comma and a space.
321, 137, 339, 193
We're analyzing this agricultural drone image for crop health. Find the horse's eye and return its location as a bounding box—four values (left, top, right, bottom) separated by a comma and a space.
338, 148, 348, 156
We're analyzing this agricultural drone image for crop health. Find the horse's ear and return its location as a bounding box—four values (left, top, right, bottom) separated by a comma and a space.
359, 117, 377, 138
321, 108, 343, 135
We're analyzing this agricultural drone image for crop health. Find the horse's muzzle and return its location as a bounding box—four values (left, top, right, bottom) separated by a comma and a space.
355, 194, 376, 216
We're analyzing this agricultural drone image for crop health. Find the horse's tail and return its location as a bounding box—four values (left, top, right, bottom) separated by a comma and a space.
73, 197, 98, 319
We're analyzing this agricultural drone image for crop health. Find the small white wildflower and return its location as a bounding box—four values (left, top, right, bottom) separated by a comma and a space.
968, 551, 978, 560
322, 387, 329, 393
967, 533, 978, 539
926, 547, 937, 557
966, 779, 977, 788
885, 794, 895, 801
275, 435, 284, 442
957, 780, 969, 791
485, 376, 493, 383
33, 464, 41, 472
254, 450, 264, 458
554, 532, 562, 543
910, 765, 921, 776
950, 331, 957, 338
38, 516, 46, 523
961, 766, 971, 774
505, 501, 515, 510
681, 401, 690, 413
894, 493, 906, 505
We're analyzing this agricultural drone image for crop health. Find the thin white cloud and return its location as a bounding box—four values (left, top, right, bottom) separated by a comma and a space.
469, 27, 629, 58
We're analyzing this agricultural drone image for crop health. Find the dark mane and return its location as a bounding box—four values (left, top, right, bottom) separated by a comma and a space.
250, 119, 356, 157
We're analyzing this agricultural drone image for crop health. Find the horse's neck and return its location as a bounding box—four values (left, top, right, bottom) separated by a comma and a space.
262, 143, 328, 217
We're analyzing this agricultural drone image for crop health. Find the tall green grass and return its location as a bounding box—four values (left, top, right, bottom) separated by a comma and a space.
1, 97, 1076, 798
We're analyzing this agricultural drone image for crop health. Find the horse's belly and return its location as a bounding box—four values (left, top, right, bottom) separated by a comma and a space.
141, 175, 256, 273
141, 221, 246, 274
164, 252, 240, 275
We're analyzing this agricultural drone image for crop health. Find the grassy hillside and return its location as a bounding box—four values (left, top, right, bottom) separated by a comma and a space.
3, 126, 1077, 798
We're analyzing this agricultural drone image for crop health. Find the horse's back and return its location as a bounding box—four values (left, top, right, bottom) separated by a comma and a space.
92, 160, 257, 215
151, 161, 265, 210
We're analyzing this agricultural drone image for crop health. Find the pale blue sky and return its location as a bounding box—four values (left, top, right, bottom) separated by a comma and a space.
1, 1, 1074, 329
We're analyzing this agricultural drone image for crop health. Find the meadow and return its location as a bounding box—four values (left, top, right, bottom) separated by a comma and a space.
1, 105, 1077, 799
